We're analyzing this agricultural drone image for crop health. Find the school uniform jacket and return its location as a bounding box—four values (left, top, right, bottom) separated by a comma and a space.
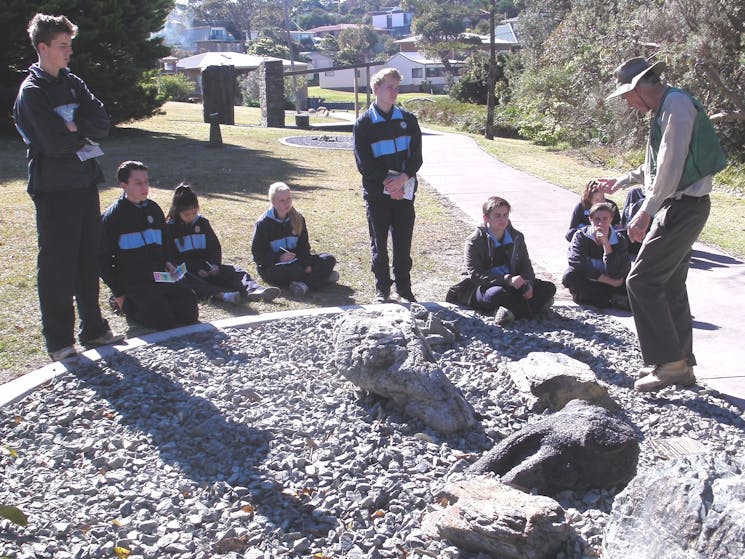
251, 208, 312, 271
353, 103, 423, 200
167, 215, 222, 274
464, 224, 537, 289
567, 227, 631, 281
13, 64, 108, 197
100, 196, 176, 296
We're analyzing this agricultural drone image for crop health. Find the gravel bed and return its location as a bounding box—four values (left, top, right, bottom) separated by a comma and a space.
2, 305, 744, 559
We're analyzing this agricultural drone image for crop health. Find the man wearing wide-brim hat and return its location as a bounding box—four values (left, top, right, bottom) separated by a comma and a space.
598, 56, 727, 393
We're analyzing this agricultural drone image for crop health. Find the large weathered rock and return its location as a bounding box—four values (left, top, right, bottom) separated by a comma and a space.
421, 476, 571, 559
468, 399, 639, 494
506, 352, 619, 413
603, 454, 745, 559
332, 308, 476, 433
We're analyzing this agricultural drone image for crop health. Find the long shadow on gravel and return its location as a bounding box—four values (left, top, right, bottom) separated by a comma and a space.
72, 343, 335, 536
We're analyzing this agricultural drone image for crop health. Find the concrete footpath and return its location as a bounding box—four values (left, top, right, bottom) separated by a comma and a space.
417, 128, 745, 409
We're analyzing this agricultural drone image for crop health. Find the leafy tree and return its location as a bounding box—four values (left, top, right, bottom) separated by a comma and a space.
405, 0, 473, 74
450, 50, 507, 105
247, 36, 291, 59
510, 0, 745, 154
317, 34, 340, 60
298, 8, 339, 30
189, 0, 282, 41
2, 0, 173, 134
337, 25, 381, 64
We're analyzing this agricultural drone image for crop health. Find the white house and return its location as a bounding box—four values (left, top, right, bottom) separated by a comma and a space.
370, 8, 413, 37
317, 52, 458, 93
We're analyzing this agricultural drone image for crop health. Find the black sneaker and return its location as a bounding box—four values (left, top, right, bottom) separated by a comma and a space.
245, 286, 281, 302
374, 289, 389, 303
397, 290, 417, 303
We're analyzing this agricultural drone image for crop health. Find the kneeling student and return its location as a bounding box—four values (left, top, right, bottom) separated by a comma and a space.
448, 196, 556, 324
100, 161, 199, 331
563, 202, 631, 310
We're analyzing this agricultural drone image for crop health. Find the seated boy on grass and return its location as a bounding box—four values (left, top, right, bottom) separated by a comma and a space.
99, 161, 199, 331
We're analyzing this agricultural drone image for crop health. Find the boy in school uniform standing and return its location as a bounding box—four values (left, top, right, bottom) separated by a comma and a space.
354, 68, 423, 304
13, 13, 122, 360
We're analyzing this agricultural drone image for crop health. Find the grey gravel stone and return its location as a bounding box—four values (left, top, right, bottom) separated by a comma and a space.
0, 306, 743, 559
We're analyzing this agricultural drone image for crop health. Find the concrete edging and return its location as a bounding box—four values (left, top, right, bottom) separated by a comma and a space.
0, 302, 453, 410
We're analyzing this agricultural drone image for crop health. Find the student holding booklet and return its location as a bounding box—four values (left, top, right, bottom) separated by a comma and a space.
353, 67, 423, 304
251, 182, 338, 297
99, 161, 198, 331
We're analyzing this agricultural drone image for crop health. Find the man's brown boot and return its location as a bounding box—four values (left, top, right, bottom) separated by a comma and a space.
634, 360, 695, 392
637, 365, 656, 378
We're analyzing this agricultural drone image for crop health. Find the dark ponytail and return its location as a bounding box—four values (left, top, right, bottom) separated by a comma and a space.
167, 183, 199, 222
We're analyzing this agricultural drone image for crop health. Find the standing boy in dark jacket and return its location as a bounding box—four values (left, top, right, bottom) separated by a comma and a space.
13, 13, 122, 360
353, 68, 423, 303
100, 161, 198, 331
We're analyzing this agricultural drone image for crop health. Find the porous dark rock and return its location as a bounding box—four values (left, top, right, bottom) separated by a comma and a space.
602, 453, 745, 559
421, 476, 572, 559
332, 307, 476, 433
506, 352, 619, 412
468, 399, 640, 494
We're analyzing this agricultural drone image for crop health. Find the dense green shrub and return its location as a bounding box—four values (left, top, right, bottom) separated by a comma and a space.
155, 73, 195, 102
239, 73, 307, 110
2, 0, 172, 134
406, 97, 520, 138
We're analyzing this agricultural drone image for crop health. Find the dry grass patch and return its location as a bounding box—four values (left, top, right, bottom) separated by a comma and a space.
0, 102, 468, 381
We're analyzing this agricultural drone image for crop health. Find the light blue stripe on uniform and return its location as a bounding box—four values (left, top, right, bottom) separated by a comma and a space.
118, 228, 162, 250
270, 236, 298, 254
369, 105, 404, 124
371, 135, 411, 158
174, 234, 206, 253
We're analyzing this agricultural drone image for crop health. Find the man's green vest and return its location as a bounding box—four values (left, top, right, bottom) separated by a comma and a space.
649, 87, 727, 191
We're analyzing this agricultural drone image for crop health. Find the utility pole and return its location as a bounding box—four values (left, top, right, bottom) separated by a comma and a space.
283, 0, 300, 113
485, 0, 496, 140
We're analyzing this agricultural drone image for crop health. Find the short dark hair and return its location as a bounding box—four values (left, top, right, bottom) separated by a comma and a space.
27, 13, 77, 53
117, 161, 148, 184
589, 201, 614, 217
482, 196, 511, 216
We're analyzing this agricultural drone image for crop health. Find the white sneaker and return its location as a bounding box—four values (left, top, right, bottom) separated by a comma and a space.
221, 291, 242, 304
289, 281, 309, 296
49, 345, 78, 361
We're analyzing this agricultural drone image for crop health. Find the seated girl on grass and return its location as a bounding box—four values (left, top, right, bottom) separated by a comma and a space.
251, 182, 338, 297
166, 184, 279, 305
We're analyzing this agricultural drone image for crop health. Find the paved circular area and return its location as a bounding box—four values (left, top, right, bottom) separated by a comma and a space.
280, 135, 353, 150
